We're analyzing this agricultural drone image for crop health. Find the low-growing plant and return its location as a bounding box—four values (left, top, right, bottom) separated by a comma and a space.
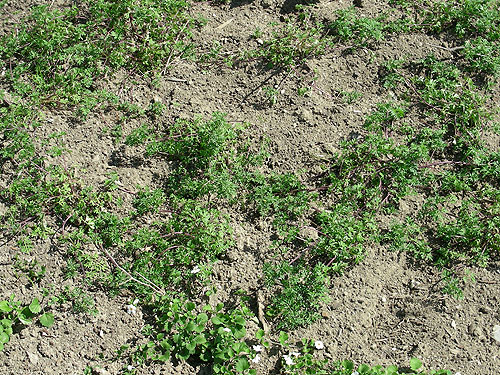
50, 286, 98, 315
13, 256, 46, 285
248, 11, 329, 71
133, 187, 166, 216
311, 204, 376, 272
327, 8, 386, 48
125, 198, 233, 292
262, 86, 280, 106
0, 295, 54, 351
248, 172, 314, 236
264, 263, 329, 331
136, 298, 258, 374
126, 112, 263, 199
278, 337, 451, 375
0, 0, 201, 120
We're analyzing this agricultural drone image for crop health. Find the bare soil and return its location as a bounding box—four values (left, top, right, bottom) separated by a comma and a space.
1, 1, 499, 375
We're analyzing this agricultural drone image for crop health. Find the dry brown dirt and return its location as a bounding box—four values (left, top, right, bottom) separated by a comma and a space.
1, 1, 499, 375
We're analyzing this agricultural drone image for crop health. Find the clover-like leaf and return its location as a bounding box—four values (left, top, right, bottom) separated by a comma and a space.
0, 301, 12, 313
235, 357, 249, 372
0, 332, 9, 344
29, 298, 42, 314
410, 357, 422, 371
39, 312, 54, 328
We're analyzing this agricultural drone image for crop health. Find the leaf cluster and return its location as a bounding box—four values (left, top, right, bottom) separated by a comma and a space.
139, 298, 257, 374
0, 296, 54, 351
264, 263, 329, 330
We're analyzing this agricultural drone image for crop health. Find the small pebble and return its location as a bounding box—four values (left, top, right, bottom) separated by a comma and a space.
27, 351, 39, 365
493, 325, 500, 344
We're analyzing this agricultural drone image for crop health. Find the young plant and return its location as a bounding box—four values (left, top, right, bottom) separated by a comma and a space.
0, 295, 54, 351
137, 298, 258, 374
264, 263, 329, 331
249, 11, 329, 71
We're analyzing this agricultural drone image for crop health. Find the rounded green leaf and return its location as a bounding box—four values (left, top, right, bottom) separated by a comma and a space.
255, 329, 265, 340
410, 357, 422, 371
386, 365, 399, 375
235, 357, 249, 372
195, 324, 205, 333
0, 301, 12, 313
196, 313, 208, 325
194, 334, 207, 345
234, 327, 246, 339
18, 312, 33, 325
234, 316, 246, 327
39, 312, 54, 328
29, 298, 41, 314
279, 331, 288, 345
358, 364, 370, 373
211, 316, 223, 325
342, 360, 354, 370
158, 353, 170, 362
186, 321, 196, 331
0, 332, 9, 344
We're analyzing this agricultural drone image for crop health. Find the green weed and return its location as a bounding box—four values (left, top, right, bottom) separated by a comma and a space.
0, 295, 54, 351
248, 11, 329, 71
125, 199, 233, 292
136, 298, 258, 374
264, 263, 329, 331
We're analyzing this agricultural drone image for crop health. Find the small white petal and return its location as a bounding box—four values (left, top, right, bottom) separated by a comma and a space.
290, 351, 301, 357
283, 355, 294, 365
127, 365, 135, 371
252, 354, 261, 363
223, 327, 231, 333
314, 340, 324, 350
132, 299, 139, 305
252, 345, 263, 352
191, 266, 201, 274
126, 305, 137, 315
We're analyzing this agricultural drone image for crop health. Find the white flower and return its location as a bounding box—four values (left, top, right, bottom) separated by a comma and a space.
191, 265, 201, 274
252, 354, 261, 363
126, 304, 137, 315
222, 327, 231, 333
290, 351, 301, 357
132, 298, 139, 305
314, 340, 324, 350
127, 365, 135, 371
283, 355, 294, 366
252, 345, 263, 352
352, 372, 359, 375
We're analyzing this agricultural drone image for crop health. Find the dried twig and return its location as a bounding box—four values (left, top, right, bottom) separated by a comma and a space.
97, 244, 165, 295
429, 44, 465, 52
256, 289, 270, 334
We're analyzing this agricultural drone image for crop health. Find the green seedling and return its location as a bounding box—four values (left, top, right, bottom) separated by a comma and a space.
0, 296, 54, 351
136, 298, 257, 374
